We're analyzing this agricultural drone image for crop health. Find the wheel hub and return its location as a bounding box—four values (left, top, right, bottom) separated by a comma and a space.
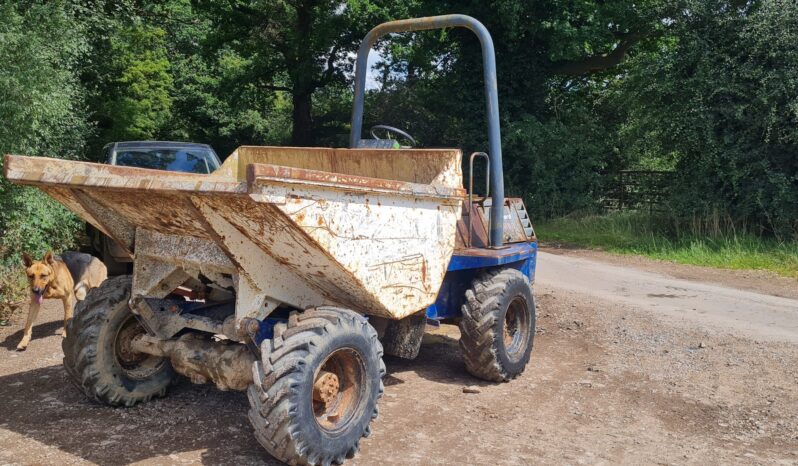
313, 370, 340, 406
114, 316, 166, 381
116, 319, 148, 366
504, 306, 520, 347
312, 348, 365, 432
502, 297, 529, 362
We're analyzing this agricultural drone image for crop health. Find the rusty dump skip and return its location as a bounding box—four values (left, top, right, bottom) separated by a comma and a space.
3, 146, 465, 321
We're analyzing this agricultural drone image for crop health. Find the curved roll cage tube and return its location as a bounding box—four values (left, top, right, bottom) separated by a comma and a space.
349, 14, 506, 248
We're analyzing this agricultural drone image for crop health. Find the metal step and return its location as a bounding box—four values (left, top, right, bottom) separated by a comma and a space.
477, 198, 536, 241
510, 201, 535, 239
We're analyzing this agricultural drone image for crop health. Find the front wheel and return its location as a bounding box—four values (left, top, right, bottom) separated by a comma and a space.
63, 275, 175, 406
458, 268, 536, 382
248, 307, 385, 465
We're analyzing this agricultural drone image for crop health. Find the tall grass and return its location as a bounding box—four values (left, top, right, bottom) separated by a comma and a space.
536, 212, 798, 278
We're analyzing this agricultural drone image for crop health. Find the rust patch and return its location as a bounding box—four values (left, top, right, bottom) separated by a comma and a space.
248, 163, 465, 200
3, 154, 245, 194
199, 195, 386, 314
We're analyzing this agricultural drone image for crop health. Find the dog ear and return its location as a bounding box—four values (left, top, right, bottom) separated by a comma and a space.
22, 252, 33, 267
44, 251, 55, 265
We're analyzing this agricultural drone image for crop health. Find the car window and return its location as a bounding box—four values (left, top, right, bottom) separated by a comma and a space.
115, 149, 212, 174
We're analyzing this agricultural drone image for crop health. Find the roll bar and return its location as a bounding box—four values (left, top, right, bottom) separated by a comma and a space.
349, 14, 506, 248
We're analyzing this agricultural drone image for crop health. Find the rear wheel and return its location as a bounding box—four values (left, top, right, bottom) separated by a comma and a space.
248, 307, 384, 465
62, 275, 175, 406
458, 268, 536, 382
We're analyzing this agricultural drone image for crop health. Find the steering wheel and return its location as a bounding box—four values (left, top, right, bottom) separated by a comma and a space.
370, 125, 416, 147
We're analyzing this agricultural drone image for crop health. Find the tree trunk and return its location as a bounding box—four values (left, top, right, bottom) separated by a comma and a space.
291, 89, 313, 146
289, 1, 314, 146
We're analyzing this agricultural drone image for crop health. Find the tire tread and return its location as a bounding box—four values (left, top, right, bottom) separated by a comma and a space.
248, 307, 384, 466
62, 275, 174, 407
458, 268, 535, 382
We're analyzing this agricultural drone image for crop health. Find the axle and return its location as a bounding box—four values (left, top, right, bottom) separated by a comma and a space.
130, 333, 254, 391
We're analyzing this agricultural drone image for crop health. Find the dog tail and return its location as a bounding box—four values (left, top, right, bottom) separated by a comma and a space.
74, 282, 88, 301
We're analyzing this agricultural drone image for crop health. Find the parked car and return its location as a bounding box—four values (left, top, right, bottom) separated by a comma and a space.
87, 141, 222, 274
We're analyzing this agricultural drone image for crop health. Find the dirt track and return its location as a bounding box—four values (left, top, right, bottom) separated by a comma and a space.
537, 251, 798, 343
1, 249, 797, 465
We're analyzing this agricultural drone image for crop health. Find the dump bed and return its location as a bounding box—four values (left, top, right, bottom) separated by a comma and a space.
4, 147, 465, 319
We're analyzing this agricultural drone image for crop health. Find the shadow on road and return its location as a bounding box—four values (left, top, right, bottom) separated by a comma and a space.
0, 320, 63, 351
0, 364, 280, 465
385, 330, 492, 388
0, 333, 476, 465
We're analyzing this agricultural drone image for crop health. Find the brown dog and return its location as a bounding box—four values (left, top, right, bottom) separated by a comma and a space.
18, 251, 107, 351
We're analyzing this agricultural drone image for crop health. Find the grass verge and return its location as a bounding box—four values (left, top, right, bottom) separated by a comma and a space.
536, 212, 798, 279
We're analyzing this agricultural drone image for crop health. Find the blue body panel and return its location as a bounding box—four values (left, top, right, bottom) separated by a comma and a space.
255, 317, 287, 343
426, 242, 537, 320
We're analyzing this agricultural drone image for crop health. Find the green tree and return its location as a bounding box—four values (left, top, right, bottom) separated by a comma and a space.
617, 0, 798, 238
0, 1, 89, 304
197, 0, 412, 146
96, 24, 174, 141
363, 0, 674, 218
163, 0, 292, 155
0, 1, 89, 157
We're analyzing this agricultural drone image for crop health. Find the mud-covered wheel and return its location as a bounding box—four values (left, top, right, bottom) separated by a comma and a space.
248, 307, 385, 466
62, 275, 175, 406
459, 268, 536, 382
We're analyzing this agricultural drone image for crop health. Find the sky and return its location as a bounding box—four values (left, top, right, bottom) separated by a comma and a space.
365, 49, 383, 90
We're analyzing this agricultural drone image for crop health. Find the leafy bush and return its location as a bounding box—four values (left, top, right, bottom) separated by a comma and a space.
617, 0, 798, 240
0, 1, 88, 308
0, 183, 82, 262
502, 110, 612, 220
0, 264, 27, 322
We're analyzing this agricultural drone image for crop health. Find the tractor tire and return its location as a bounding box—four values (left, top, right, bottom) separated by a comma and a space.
458, 268, 536, 382
248, 307, 385, 466
62, 275, 175, 406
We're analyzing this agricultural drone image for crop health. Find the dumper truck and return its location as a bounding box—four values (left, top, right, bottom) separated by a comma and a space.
3, 14, 538, 465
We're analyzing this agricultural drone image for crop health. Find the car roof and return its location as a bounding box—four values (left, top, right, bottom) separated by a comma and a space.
110, 141, 214, 150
